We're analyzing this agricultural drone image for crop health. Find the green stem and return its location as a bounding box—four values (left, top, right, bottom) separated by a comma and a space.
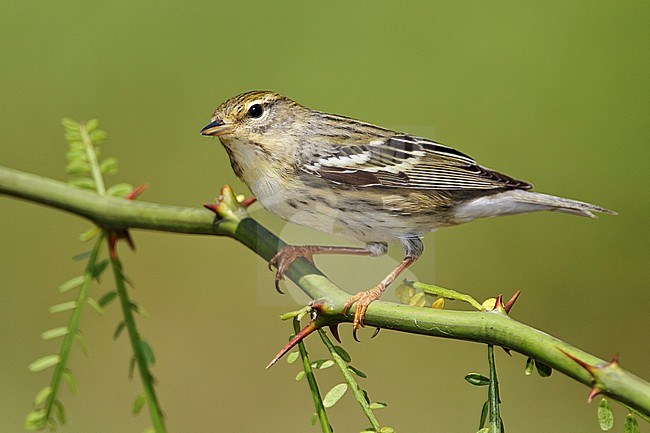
487, 345, 502, 433
318, 329, 381, 431
110, 253, 166, 433
79, 124, 106, 196
294, 320, 331, 433
2, 165, 650, 417
43, 233, 105, 423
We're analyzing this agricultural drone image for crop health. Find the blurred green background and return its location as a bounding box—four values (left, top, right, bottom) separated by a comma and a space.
1, 1, 649, 432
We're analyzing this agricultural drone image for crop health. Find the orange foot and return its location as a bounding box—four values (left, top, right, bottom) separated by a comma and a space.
343, 285, 385, 341
268, 246, 317, 294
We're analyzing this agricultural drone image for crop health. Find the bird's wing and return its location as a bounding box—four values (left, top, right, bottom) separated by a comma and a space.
298, 134, 532, 190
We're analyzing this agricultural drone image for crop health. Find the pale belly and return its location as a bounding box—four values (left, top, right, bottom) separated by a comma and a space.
246, 171, 441, 244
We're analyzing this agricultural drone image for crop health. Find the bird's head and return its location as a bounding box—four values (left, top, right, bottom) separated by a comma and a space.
201, 90, 306, 151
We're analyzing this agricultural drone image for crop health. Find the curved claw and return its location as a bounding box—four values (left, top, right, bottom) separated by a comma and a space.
268, 246, 317, 295
344, 286, 384, 342
268, 255, 277, 271
274, 275, 285, 294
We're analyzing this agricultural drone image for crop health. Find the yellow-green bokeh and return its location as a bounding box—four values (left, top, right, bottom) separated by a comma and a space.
1, 1, 649, 432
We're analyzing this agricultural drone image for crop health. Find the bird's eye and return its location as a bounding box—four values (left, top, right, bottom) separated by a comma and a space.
248, 104, 264, 118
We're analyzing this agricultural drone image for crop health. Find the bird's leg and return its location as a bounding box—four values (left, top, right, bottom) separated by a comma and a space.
269, 244, 385, 294
343, 256, 417, 337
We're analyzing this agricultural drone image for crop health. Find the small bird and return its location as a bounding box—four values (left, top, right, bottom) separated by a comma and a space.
201, 91, 614, 334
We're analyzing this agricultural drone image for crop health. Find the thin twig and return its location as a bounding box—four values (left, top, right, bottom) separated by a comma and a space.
294, 319, 332, 433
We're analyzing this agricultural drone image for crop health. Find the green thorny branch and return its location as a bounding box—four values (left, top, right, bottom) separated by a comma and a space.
22, 119, 166, 432
2, 142, 650, 428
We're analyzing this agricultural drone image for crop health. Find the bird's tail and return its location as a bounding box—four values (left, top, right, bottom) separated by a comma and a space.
453, 189, 616, 223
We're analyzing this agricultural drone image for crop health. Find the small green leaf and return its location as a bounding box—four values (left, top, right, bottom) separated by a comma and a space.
92, 259, 109, 279
65, 130, 82, 141
379, 427, 395, 433
68, 141, 84, 151
49, 301, 77, 313
348, 365, 367, 378
113, 321, 126, 340
63, 369, 77, 394
58, 275, 86, 293
106, 183, 133, 197
86, 119, 99, 132
86, 297, 104, 314
369, 402, 387, 410
34, 386, 52, 406
66, 149, 85, 161
90, 129, 107, 142
80, 226, 101, 242
68, 177, 96, 189
362, 389, 371, 404
524, 357, 534, 376
295, 371, 305, 381
100, 157, 119, 175
598, 398, 614, 431
66, 160, 90, 175
72, 251, 91, 261
41, 327, 69, 340
310, 413, 317, 426
479, 400, 489, 429
624, 413, 639, 433
98, 291, 117, 307
286, 351, 299, 364
128, 356, 136, 380
29, 355, 61, 372
323, 383, 348, 408
334, 345, 352, 362
61, 118, 79, 130
140, 340, 156, 365
477, 428, 490, 433
130, 302, 148, 316
465, 373, 490, 386
54, 400, 66, 425
312, 359, 335, 369
76, 332, 89, 357
534, 359, 553, 377
133, 392, 146, 415
24, 409, 46, 430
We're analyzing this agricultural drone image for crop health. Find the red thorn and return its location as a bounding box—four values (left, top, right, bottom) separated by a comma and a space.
610, 353, 619, 366
124, 231, 135, 252
126, 183, 148, 200
203, 202, 219, 214
587, 387, 602, 403
494, 294, 505, 312
558, 347, 596, 374
329, 324, 341, 343
267, 321, 318, 369
371, 327, 381, 339
504, 290, 521, 313
240, 196, 257, 208
108, 232, 118, 260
